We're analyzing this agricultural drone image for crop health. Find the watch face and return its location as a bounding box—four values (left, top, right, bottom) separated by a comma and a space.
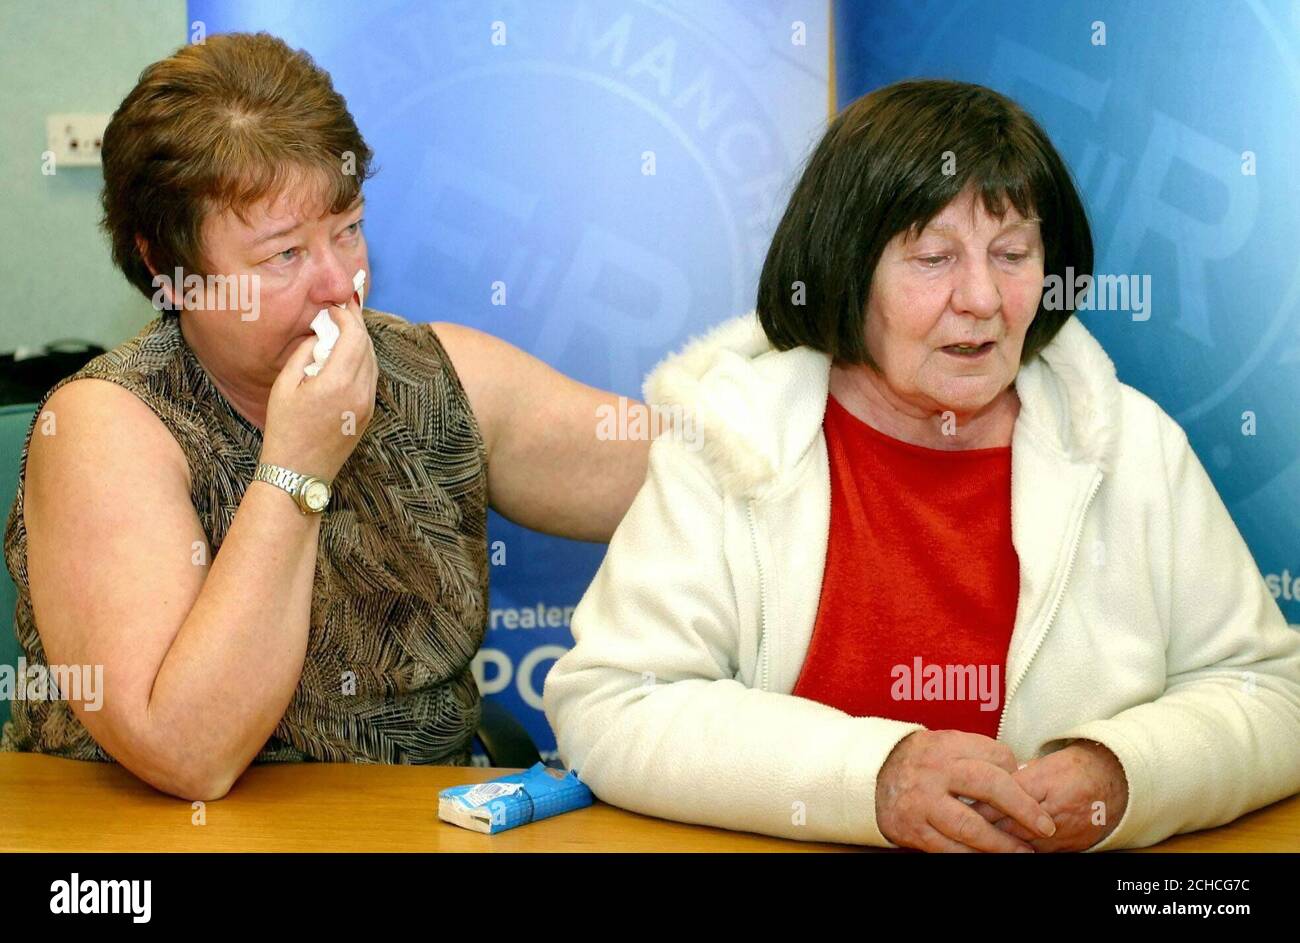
304, 480, 329, 511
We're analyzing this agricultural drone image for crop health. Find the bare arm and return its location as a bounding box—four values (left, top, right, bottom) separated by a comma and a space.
24, 379, 319, 800
24, 299, 377, 800
432, 322, 650, 542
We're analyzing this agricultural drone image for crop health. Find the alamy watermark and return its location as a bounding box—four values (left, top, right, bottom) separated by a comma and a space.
596, 396, 702, 452
890, 657, 1001, 712
50, 873, 150, 923
1042, 267, 1151, 321
151, 268, 261, 321
0, 658, 103, 711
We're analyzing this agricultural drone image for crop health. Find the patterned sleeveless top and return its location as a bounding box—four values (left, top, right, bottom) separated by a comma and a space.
0, 309, 488, 766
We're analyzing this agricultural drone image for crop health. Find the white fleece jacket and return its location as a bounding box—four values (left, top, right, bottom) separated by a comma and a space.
542, 312, 1300, 850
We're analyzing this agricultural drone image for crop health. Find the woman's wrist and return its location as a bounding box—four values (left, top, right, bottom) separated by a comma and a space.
1072, 738, 1129, 826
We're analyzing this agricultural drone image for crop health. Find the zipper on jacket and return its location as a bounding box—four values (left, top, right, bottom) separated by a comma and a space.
748, 501, 772, 692
996, 470, 1104, 742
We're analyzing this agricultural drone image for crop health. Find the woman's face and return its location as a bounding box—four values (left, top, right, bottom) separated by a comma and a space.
182, 178, 369, 389
862, 189, 1044, 419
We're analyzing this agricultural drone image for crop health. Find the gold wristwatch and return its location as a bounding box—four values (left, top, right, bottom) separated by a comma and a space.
253, 462, 332, 514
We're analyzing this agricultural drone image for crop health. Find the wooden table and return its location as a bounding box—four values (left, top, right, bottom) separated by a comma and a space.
2, 753, 1297, 852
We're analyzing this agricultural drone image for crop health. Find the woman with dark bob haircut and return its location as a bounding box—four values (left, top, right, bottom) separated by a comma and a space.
545, 79, 1300, 852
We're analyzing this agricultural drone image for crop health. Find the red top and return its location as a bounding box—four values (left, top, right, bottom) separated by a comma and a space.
791, 394, 1019, 737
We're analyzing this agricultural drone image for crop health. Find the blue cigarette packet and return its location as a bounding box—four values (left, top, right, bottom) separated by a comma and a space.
438, 762, 594, 834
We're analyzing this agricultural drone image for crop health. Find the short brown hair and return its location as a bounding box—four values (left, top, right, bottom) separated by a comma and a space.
757, 79, 1093, 367
101, 31, 375, 301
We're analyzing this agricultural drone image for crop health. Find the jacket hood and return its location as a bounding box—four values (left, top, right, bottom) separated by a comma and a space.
643, 311, 1123, 496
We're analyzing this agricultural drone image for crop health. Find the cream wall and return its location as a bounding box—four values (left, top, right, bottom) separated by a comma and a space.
0, 0, 186, 351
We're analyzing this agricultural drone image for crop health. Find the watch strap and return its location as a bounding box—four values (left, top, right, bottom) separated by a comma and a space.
254, 462, 329, 513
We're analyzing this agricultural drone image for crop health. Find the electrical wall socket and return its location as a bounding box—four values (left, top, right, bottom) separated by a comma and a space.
45, 113, 111, 168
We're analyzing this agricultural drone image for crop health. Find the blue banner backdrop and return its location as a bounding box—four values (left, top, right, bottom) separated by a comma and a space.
836, 0, 1300, 628
186, 0, 831, 758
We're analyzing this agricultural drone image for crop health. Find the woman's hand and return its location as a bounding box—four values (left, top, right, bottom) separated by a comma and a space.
969, 740, 1129, 852
262, 296, 378, 481
876, 729, 1059, 852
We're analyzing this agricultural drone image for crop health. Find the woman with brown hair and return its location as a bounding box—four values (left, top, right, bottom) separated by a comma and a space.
544, 79, 1300, 852
0, 32, 649, 799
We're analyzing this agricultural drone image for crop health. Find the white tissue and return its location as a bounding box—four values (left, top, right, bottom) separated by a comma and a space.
304, 269, 366, 377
